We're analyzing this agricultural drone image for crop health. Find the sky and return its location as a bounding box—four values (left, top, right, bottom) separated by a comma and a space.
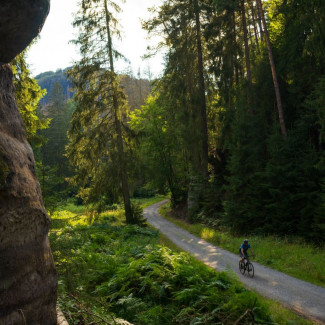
27, 0, 165, 77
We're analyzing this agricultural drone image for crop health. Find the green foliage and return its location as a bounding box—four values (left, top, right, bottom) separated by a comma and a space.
128, 201, 146, 225
35, 161, 68, 212
132, 195, 169, 208
67, 0, 137, 223
159, 202, 325, 288
33, 82, 75, 211
51, 205, 304, 325
66, 68, 129, 203
143, 0, 213, 213
129, 95, 187, 207
40, 82, 71, 169
144, 0, 325, 242
12, 49, 50, 144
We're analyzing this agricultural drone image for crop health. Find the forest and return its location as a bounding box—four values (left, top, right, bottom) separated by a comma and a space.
22, 0, 325, 240
1, 0, 325, 324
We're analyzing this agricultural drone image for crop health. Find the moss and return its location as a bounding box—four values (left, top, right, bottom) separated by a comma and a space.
0, 156, 9, 188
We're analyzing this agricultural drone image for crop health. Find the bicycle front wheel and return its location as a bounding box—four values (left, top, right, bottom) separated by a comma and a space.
247, 262, 254, 278
239, 261, 245, 275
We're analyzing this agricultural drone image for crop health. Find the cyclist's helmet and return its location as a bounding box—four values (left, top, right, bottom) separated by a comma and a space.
244, 239, 249, 243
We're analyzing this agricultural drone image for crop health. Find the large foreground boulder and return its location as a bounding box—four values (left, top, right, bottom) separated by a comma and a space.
0, 64, 57, 324
0, 0, 57, 323
0, 0, 50, 63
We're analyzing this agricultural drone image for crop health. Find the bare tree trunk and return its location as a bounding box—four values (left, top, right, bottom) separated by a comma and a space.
256, 0, 287, 137
232, 11, 240, 86
256, 0, 264, 40
193, 0, 208, 177
241, 0, 253, 105
114, 110, 133, 223
250, 2, 260, 51
0, 64, 57, 324
104, 0, 133, 223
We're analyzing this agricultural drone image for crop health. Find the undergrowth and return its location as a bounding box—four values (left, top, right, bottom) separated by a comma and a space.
50, 201, 314, 324
159, 202, 325, 288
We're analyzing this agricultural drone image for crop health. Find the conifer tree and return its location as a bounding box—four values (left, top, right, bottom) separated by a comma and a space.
256, 0, 287, 137
67, 0, 135, 223
12, 49, 49, 144
41, 82, 70, 176
240, 0, 253, 104
193, 0, 209, 177
144, 0, 210, 217
138, 0, 325, 241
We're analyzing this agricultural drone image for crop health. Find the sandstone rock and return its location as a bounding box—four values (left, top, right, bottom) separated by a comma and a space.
0, 2, 57, 323
0, 64, 57, 324
0, 0, 50, 63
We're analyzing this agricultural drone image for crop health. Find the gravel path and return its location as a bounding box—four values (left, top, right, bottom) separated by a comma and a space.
144, 200, 325, 324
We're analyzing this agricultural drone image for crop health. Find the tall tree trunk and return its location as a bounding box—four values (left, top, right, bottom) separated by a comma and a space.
256, 0, 264, 40
0, 64, 57, 324
256, 0, 287, 137
232, 11, 240, 86
193, 0, 208, 177
114, 110, 133, 223
104, 0, 133, 223
250, 2, 260, 51
241, 0, 253, 105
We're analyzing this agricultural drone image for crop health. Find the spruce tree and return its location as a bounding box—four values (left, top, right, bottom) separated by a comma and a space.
256, 0, 287, 137
144, 0, 210, 218
67, 0, 135, 223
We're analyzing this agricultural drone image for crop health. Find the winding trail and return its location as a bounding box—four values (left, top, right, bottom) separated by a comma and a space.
144, 200, 325, 324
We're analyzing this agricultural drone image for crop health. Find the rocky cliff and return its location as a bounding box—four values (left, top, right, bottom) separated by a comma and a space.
0, 1, 57, 324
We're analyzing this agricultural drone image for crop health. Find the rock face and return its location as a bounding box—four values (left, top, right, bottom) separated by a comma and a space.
0, 1, 57, 323
0, 65, 57, 324
0, 0, 50, 63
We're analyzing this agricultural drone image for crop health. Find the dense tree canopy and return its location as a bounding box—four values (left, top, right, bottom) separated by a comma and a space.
133, 0, 325, 241
21, 0, 325, 241
66, 0, 141, 223
10, 1, 325, 322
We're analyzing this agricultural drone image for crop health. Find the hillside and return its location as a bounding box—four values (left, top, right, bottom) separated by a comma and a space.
36, 68, 151, 110
36, 68, 73, 104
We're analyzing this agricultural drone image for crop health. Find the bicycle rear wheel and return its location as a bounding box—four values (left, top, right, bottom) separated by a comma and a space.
247, 262, 254, 278
239, 261, 245, 274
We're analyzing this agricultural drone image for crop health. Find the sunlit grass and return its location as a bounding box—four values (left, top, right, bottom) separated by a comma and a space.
132, 195, 168, 208
57, 200, 87, 214
50, 200, 314, 325
262, 299, 316, 325
159, 202, 325, 288
50, 194, 169, 231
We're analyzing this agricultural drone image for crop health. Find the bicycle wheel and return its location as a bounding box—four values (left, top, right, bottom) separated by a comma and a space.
239, 260, 245, 274
247, 262, 254, 278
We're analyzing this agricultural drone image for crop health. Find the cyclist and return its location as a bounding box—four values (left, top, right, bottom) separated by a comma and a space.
239, 239, 255, 262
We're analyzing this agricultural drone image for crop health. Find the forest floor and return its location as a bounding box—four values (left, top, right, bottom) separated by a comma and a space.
144, 200, 325, 325
50, 197, 314, 324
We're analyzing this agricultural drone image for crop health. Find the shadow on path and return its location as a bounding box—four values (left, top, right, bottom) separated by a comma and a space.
144, 200, 325, 325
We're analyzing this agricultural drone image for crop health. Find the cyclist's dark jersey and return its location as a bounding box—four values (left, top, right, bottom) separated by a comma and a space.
239, 243, 251, 255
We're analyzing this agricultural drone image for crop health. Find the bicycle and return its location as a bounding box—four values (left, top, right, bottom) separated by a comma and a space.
239, 255, 254, 278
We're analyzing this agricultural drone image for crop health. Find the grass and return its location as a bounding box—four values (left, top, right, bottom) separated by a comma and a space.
49, 199, 315, 325
159, 202, 325, 288
132, 195, 168, 208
